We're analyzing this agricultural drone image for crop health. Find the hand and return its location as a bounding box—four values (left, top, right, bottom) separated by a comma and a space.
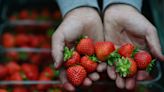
52, 7, 104, 91
104, 4, 164, 90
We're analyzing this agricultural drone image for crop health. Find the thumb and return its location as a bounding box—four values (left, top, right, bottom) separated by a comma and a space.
52, 30, 65, 69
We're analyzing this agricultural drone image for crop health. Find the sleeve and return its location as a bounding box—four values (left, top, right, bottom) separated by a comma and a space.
56, 0, 99, 17
103, 0, 143, 12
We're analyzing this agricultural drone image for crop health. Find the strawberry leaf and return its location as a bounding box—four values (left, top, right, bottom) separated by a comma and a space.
131, 47, 139, 58
146, 59, 156, 73
115, 57, 131, 77
107, 50, 121, 66
89, 55, 99, 62
64, 47, 73, 61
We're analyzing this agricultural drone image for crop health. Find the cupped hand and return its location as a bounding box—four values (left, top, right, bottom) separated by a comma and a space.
104, 4, 164, 90
52, 7, 104, 91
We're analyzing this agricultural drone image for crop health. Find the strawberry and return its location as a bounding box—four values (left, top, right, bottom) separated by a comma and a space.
64, 47, 80, 67
29, 35, 40, 47
19, 10, 29, 19
76, 37, 94, 56
66, 65, 87, 86
29, 10, 38, 20
118, 43, 135, 57
134, 51, 153, 70
0, 65, 8, 79
53, 11, 61, 20
6, 51, 19, 61
13, 86, 28, 92
10, 72, 23, 81
2, 33, 15, 48
37, 75, 52, 91
41, 66, 59, 79
21, 64, 39, 80
0, 89, 7, 92
95, 41, 115, 61
80, 56, 98, 73
30, 53, 41, 64
6, 61, 21, 75
9, 15, 17, 21
15, 33, 29, 47
116, 57, 137, 77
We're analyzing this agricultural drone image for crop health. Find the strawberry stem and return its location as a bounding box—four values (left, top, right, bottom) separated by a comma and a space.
146, 59, 156, 73
131, 47, 139, 58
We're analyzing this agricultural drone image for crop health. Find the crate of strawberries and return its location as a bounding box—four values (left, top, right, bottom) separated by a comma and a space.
61, 36, 161, 87
1, 0, 61, 23
0, 22, 67, 91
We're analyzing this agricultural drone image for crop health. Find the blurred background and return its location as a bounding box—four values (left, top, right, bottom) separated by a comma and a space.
0, 0, 164, 92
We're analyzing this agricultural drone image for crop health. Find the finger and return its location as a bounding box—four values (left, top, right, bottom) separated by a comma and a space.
59, 70, 75, 91
107, 66, 116, 80
52, 30, 65, 69
125, 77, 136, 90
137, 70, 149, 81
83, 78, 92, 86
116, 74, 125, 89
145, 27, 164, 61
88, 72, 100, 81
97, 62, 107, 72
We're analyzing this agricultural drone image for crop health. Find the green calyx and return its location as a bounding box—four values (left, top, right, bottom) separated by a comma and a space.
115, 57, 131, 77
131, 47, 139, 58
64, 47, 74, 61
89, 55, 99, 63
146, 59, 156, 73
107, 50, 121, 66
20, 71, 28, 80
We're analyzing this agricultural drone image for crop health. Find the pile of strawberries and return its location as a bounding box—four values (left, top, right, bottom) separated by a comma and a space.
9, 9, 61, 21
0, 61, 61, 91
63, 36, 155, 86
2, 32, 51, 48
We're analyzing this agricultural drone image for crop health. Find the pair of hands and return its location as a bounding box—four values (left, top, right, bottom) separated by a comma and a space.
52, 4, 164, 91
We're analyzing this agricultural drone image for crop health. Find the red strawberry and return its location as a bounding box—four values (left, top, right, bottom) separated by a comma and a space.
80, 56, 98, 73
95, 41, 115, 61
76, 37, 94, 56
29, 35, 40, 47
116, 57, 137, 77
21, 64, 39, 80
6, 51, 19, 61
0, 65, 8, 79
53, 11, 61, 20
10, 72, 23, 81
2, 33, 15, 48
118, 43, 135, 57
64, 47, 80, 67
15, 33, 29, 47
41, 66, 59, 79
66, 65, 87, 86
19, 10, 29, 19
41, 8, 50, 20
0, 89, 7, 92
13, 86, 28, 92
6, 61, 21, 75
134, 51, 152, 69
30, 54, 41, 64
37, 75, 52, 91
9, 15, 17, 21
29, 10, 38, 20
